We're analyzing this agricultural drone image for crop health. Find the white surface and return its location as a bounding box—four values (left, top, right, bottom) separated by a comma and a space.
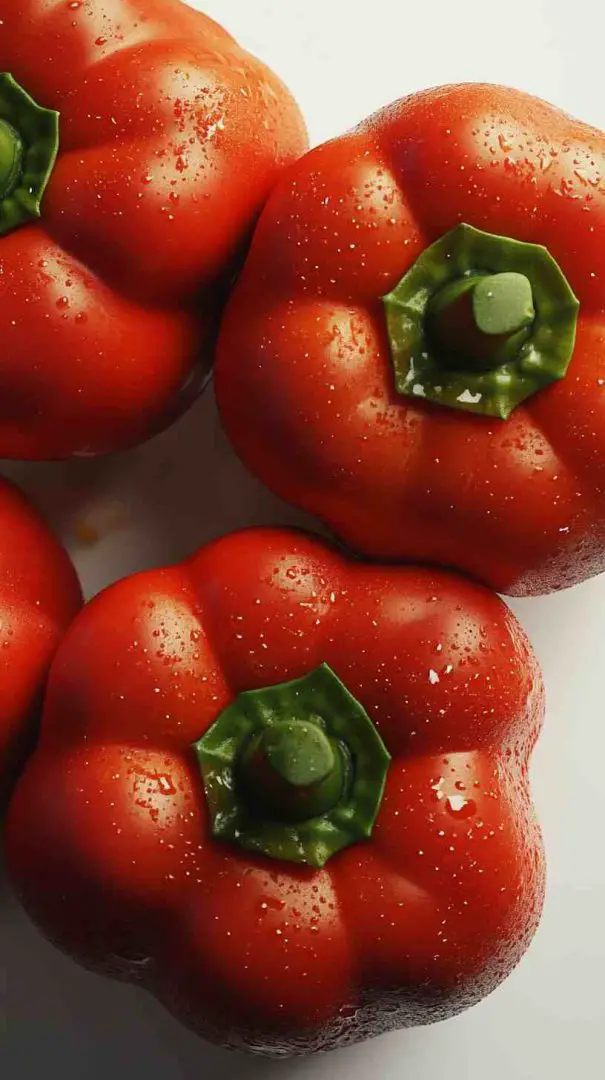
2, 0, 605, 1076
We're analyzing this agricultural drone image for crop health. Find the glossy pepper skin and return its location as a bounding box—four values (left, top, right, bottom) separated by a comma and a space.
5, 528, 545, 1056
216, 84, 605, 596
0, 478, 82, 803
0, 1, 307, 459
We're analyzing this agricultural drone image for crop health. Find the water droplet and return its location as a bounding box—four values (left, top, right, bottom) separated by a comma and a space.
446, 796, 476, 819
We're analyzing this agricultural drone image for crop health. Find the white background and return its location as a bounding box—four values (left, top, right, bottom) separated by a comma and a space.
2, 0, 604, 1076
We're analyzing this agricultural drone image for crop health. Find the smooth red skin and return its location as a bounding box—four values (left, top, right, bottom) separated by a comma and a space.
5, 528, 545, 1056
0, 478, 82, 801
216, 84, 605, 597
0, 0, 307, 459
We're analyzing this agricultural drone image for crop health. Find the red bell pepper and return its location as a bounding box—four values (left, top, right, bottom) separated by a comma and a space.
5, 528, 545, 1056
0, 0, 307, 459
216, 83, 605, 596
0, 478, 81, 801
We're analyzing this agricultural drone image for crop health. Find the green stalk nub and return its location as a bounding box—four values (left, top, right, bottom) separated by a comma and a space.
472, 273, 535, 336
383, 224, 579, 419
241, 719, 348, 823
194, 664, 391, 869
0, 120, 24, 200
0, 73, 60, 237
428, 271, 536, 372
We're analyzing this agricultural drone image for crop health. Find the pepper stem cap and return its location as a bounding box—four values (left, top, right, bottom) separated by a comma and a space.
383, 223, 580, 418
0, 120, 23, 199
0, 72, 60, 236
194, 664, 391, 868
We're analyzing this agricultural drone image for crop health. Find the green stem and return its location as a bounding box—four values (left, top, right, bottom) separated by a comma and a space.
0, 73, 60, 237
240, 720, 347, 823
193, 664, 391, 868
382, 224, 580, 419
0, 120, 23, 199
428, 272, 535, 371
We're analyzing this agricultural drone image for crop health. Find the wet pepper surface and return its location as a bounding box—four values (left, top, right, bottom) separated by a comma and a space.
0, 0, 306, 457
6, 528, 545, 1055
217, 83, 605, 596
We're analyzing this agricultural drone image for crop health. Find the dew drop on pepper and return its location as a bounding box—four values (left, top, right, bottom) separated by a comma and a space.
446, 795, 477, 819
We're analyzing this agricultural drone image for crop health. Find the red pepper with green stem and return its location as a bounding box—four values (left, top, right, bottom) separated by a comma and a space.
0, 478, 81, 803
5, 528, 545, 1055
216, 83, 605, 596
0, 0, 307, 458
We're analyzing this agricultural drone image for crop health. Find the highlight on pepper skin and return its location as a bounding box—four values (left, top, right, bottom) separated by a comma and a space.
5, 528, 545, 1057
215, 82, 605, 597
0, 0, 308, 459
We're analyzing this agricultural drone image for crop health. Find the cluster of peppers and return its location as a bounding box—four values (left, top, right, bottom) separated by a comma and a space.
1, 0, 603, 1060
